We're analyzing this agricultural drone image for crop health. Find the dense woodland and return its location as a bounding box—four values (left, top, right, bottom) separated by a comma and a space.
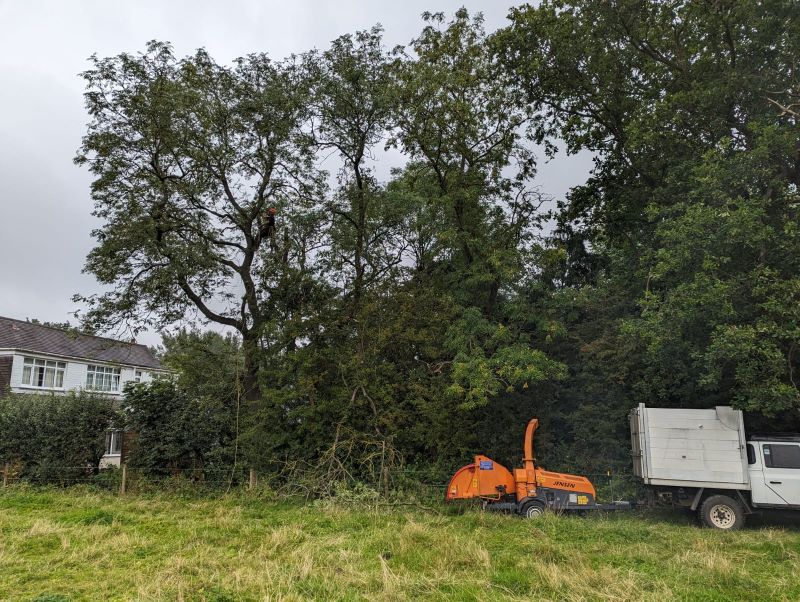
70, 1, 800, 485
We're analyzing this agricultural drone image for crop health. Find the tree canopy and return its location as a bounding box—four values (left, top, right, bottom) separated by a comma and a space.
76, 2, 800, 482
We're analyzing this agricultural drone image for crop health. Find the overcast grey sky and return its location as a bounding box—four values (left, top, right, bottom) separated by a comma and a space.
0, 0, 593, 346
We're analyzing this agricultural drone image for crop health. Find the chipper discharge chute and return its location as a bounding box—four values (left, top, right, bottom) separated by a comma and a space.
446, 418, 630, 517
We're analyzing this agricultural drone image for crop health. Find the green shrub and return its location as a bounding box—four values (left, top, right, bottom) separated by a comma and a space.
122, 379, 236, 473
0, 391, 120, 482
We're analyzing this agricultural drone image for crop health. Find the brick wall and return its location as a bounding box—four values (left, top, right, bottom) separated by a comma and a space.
121, 431, 138, 464
0, 356, 12, 397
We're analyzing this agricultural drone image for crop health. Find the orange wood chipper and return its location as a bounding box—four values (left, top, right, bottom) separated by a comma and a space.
446, 418, 631, 517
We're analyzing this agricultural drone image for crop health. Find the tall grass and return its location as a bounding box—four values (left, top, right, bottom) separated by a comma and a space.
1, 487, 798, 601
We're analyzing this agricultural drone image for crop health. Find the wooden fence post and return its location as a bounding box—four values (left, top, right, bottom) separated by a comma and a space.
2, 463, 8, 488
249, 468, 257, 491
119, 464, 127, 496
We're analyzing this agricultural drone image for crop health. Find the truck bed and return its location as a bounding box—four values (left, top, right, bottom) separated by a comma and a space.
630, 404, 750, 489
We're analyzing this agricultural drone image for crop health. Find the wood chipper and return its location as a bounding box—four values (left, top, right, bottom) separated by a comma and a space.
446, 418, 631, 517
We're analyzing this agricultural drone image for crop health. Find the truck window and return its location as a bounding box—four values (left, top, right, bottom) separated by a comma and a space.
746, 443, 756, 465
763, 444, 800, 469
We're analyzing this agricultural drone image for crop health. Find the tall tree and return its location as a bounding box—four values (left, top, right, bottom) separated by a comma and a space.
391, 10, 565, 409
310, 27, 411, 439
75, 42, 323, 400
498, 0, 800, 415
392, 10, 537, 305
312, 27, 400, 309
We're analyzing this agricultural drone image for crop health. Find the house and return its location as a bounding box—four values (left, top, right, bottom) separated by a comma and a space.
0, 316, 165, 466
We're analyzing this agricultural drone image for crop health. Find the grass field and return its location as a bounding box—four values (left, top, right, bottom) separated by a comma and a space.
1, 488, 799, 601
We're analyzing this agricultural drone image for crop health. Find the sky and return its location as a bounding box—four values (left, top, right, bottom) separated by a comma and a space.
0, 0, 593, 347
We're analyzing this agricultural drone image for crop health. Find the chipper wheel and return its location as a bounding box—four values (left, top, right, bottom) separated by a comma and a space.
521, 500, 546, 519
699, 494, 745, 531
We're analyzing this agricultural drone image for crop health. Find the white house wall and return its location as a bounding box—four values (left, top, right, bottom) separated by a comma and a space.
7, 351, 157, 396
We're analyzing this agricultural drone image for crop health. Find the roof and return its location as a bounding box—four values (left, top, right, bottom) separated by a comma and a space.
0, 316, 162, 369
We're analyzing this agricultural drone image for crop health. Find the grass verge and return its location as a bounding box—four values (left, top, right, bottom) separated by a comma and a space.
0, 487, 798, 601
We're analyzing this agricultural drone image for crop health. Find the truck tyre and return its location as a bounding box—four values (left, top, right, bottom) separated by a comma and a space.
521, 500, 546, 519
699, 495, 745, 530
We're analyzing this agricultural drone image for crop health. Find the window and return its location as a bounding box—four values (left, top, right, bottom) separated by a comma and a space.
105, 430, 122, 456
747, 443, 756, 465
86, 365, 121, 392
21, 357, 66, 389
763, 444, 800, 469
134, 370, 143, 383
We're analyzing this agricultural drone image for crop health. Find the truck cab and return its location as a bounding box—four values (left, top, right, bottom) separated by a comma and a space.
746, 436, 800, 508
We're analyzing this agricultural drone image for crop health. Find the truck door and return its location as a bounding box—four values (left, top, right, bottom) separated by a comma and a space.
760, 442, 800, 506
748, 443, 782, 505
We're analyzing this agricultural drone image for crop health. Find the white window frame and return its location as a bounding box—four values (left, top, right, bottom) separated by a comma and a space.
20, 356, 66, 390
86, 364, 121, 392
134, 370, 143, 383
105, 429, 122, 456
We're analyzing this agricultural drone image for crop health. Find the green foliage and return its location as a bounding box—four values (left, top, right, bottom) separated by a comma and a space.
235, 13, 563, 479
0, 392, 120, 480
628, 142, 800, 414
445, 307, 567, 409
24, 318, 95, 335
75, 3, 800, 487
75, 40, 324, 398
122, 379, 235, 470
161, 328, 243, 401
495, 0, 800, 465
391, 10, 539, 309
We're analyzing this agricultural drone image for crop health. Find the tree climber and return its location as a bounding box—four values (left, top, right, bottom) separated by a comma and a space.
260, 207, 277, 249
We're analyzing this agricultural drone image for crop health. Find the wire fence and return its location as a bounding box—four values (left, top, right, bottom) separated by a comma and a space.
0, 462, 255, 495
0, 461, 638, 503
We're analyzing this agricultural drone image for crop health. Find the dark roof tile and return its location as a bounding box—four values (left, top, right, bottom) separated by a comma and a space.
0, 316, 161, 369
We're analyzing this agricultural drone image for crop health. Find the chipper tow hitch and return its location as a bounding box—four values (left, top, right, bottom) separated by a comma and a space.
445, 418, 631, 517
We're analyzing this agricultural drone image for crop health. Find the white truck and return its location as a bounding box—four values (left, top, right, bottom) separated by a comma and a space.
630, 404, 800, 529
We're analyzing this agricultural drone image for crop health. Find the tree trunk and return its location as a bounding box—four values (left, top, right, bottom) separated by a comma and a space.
352, 161, 367, 312
241, 333, 261, 402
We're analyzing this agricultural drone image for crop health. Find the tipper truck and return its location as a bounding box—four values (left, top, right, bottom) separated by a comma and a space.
630, 403, 800, 529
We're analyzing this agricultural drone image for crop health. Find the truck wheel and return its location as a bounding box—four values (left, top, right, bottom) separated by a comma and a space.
521, 501, 545, 519
699, 495, 745, 530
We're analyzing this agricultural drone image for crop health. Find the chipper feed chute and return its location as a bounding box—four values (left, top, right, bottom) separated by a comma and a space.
446, 455, 516, 501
